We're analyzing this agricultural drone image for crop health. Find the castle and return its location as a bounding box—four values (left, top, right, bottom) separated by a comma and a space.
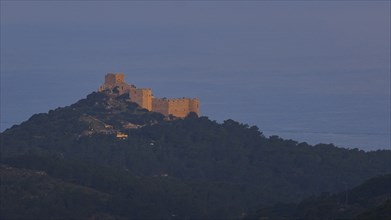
99, 73, 199, 118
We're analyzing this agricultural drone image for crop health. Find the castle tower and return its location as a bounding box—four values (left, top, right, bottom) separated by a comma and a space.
129, 88, 153, 111
189, 98, 200, 116
99, 73, 128, 93
104, 73, 125, 86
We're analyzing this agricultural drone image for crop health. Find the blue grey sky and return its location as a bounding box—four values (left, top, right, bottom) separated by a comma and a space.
1, 1, 390, 151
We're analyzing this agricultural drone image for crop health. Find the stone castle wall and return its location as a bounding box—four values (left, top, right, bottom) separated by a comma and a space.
168, 98, 199, 118
99, 73, 199, 118
152, 98, 169, 116
130, 88, 153, 111
152, 98, 199, 118
189, 98, 199, 115
168, 99, 190, 118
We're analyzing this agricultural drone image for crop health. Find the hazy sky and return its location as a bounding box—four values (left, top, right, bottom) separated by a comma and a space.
1, 1, 390, 151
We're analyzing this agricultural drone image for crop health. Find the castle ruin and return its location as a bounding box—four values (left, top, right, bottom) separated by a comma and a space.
99, 73, 199, 118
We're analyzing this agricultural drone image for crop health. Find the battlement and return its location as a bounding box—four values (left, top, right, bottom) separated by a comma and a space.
99, 73, 199, 118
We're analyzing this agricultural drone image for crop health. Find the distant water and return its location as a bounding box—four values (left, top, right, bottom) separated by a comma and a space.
217, 109, 389, 151
263, 131, 389, 151
176, 78, 390, 151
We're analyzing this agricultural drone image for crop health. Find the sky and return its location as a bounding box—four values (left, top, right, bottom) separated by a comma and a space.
1, 1, 390, 151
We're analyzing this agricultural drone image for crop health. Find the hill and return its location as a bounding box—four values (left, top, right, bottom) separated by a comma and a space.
0, 165, 114, 220
1, 91, 390, 219
246, 174, 391, 220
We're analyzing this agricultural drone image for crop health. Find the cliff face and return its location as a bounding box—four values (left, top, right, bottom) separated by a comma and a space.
98, 73, 199, 117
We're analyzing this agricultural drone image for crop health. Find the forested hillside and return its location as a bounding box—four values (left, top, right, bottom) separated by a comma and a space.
246, 174, 391, 220
1, 92, 389, 219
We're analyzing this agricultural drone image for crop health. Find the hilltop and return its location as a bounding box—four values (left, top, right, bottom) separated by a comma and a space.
1, 90, 390, 219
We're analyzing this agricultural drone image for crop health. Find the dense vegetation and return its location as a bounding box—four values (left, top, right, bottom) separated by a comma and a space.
1, 92, 390, 219
246, 174, 391, 220
0, 165, 112, 220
